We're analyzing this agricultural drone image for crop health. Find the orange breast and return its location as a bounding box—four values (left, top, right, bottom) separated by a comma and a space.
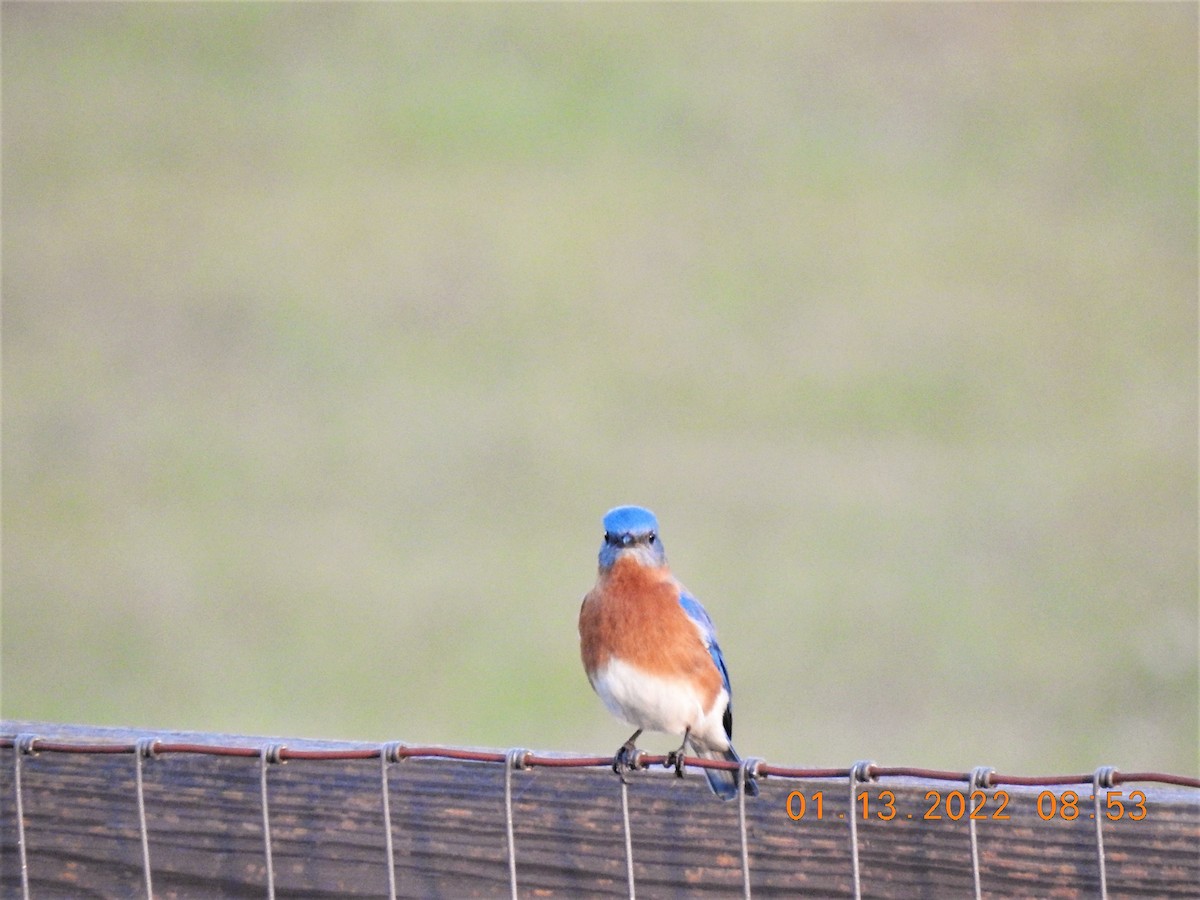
579, 557, 722, 711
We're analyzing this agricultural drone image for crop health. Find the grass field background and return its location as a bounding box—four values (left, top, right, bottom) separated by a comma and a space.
4, 3, 1197, 775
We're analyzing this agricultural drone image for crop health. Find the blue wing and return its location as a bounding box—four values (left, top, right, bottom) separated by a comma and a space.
678, 590, 734, 733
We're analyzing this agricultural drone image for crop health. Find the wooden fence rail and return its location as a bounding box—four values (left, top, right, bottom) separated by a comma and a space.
2, 721, 1197, 898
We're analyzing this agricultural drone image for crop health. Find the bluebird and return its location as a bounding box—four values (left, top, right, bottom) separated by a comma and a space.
579, 505, 757, 800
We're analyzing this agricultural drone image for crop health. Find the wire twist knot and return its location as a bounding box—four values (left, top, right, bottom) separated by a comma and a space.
969, 766, 994, 789
506, 748, 531, 771
850, 759, 876, 783
15, 734, 39, 756
740, 756, 766, 789
136, 737, 160, 760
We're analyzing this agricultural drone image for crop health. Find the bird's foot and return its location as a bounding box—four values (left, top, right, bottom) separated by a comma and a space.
665, 728, 690, 778
613, 739, 643, 785
665, 748, 687, 778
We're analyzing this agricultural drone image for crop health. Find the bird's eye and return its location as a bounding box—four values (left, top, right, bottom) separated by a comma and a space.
648, 532, 657, 544
604, 532, 613, 543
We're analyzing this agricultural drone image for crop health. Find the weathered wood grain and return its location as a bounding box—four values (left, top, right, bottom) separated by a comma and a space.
1, 721, 1197, 898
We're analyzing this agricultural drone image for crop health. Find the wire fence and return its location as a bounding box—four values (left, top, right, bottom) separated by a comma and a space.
2, 722, 1198, 898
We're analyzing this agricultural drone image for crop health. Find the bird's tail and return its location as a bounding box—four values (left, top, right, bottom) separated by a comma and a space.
688, 741, 759, 801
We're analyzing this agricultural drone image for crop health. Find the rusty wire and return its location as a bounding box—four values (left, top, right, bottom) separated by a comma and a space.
1, 734, 1197, 789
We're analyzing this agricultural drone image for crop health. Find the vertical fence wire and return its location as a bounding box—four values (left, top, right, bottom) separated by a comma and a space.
847, 761, 875, 900
259, 745, 285, 900
380, 742, 404, 900
504, 749, 529, 900
13, 734, 38, 900
619, 775, 636, 900
738, 758, 763, 900
967, 767, 994, 900
1092, 766, 1117, 900
134, 738, 159, 899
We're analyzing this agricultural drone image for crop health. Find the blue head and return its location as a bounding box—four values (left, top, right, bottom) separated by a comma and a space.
598, 505, 667, 570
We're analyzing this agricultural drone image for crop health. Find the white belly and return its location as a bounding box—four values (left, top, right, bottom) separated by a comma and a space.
591, 657, 730, 751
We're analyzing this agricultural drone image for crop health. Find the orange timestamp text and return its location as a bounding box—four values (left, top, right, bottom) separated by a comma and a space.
785, 789, 1150, 822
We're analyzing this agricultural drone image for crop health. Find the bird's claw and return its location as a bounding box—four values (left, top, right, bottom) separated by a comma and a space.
662, 748, 691, 777
613, 741, 641, 784
666, 728, 690, 779
665, 749, 687, 778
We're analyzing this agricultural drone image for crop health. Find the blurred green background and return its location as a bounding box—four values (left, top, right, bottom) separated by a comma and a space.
3, 3, 1196, 776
